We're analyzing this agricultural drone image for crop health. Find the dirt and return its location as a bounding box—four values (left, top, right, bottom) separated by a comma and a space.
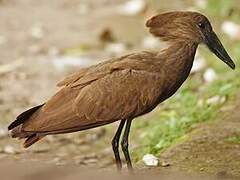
158, 99, 240, 178
0, 1, 240, 180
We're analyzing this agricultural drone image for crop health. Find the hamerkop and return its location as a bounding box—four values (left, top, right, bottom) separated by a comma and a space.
8, 11, 235, 170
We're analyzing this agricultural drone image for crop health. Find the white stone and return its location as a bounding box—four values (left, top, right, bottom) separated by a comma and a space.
0, 128, 8, 138
142, 154, 159, 167
52, 56, 93, 70
104, 43, 126, 54
221, 21, 240, 40
141, 36, 161, 49
78, 4, 90, 15
206, 95, 226, 105
194, 0, 207, 9
3, 145, 16, 154
118, 0, 146, 16
191, 55, 206, 73
29, 23, 45, 39
203, 68, 217, 83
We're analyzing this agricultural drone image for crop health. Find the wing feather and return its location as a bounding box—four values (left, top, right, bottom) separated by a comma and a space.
22, 52, 164, 133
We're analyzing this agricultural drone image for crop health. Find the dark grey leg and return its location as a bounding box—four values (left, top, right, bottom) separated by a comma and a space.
121, 119, 133, 171
112, 119, 126, 170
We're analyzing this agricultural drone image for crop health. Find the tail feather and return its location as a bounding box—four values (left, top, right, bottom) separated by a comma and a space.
23, 134, 44, 148
8, 104, 44, 130
10, 125, 29, 138
8, 104, 45, 148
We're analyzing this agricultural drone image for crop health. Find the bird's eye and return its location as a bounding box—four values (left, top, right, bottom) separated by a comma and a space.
198, 22, 205, 29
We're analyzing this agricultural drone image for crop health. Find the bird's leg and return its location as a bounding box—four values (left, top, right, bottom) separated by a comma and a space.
121, 119, 133, 171
111, 119, 126, 170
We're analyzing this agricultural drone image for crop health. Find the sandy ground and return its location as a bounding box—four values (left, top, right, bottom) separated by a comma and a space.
0, 1, 240, 180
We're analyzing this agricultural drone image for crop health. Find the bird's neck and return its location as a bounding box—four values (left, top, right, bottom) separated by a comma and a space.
157, 40, 198, 91
159, 40, 198, 74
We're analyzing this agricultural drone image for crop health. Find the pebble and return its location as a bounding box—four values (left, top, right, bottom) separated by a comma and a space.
52, 56, 93, 71
28, 45, 43, 54
206, 95, 226, 105
48, 46, 60, 56
29, 23, 45, 39
104, 43, 127, 54
221, 21, 240, 40
191, 55, 206, 73
0, 127, 8, 138
77, 3, 90, 15
141, 36, 161, 49
52, 157, 65, 166
75, 153, 99, 165
118, 0, 147, 16
3, 145, 17, 154
203, 68, 217, 83
194, 0, 207, 9
142, 154, 159, 167
160, 161, 170, 167
29, 146, 50, 153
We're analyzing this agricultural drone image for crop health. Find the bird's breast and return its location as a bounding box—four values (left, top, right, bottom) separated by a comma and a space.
157, 58, 194, 103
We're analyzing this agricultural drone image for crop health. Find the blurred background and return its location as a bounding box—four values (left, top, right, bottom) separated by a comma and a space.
0, 0, 240, 179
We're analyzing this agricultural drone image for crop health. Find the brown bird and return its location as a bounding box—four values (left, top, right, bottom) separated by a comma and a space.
8, 11, 235, 170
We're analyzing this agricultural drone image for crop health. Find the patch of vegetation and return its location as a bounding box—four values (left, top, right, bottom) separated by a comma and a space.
131, 0, 240, 160
225, 135, 240, 144
131, 67, 240, 161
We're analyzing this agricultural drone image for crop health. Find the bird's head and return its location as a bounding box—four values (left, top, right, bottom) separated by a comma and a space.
146, 11, 235, 70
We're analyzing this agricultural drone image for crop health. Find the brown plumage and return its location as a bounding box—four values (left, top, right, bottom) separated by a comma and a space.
8, 11, 235, 170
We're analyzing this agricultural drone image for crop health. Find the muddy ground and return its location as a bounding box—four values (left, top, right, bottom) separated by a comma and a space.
0, 0, 239, 179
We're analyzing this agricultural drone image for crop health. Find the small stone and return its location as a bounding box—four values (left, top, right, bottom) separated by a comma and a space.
206, 95, 226, 105
0, 128, 8, 138
141, 36, 161, 49
191, 55, 206, 73
194, 0, 207, 9
52, 55, 93, 71
77, 3, 90, 15
75, 154, 99, 165
30, 146, 50, 153
203, 68, 217, 83
83, 158, 98, 164
28, 45, 43, 54
52, 157, 65, 166
29, 23, 45, 39
142, 154, 159, 167
3, 145, 17, 154
118, 0, 147, 16
105, 43, 126, 54
221, 21, 240, 40
48, 46, 60, 56
160, 161, 170, 167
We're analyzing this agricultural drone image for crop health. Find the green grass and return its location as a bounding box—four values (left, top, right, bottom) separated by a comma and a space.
131, 38, 240, 161
129, 0, 240, 162
226, 135, 240, 144
131, 67, 240, 161
63, 0, 240, 162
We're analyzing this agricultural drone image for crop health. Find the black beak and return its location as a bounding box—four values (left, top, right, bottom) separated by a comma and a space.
205, 31, 235, 70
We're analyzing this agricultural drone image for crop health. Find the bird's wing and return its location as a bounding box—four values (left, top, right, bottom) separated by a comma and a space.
56, 52, 157, 88
23, 52, 163, 133
56, 68, 89, 87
